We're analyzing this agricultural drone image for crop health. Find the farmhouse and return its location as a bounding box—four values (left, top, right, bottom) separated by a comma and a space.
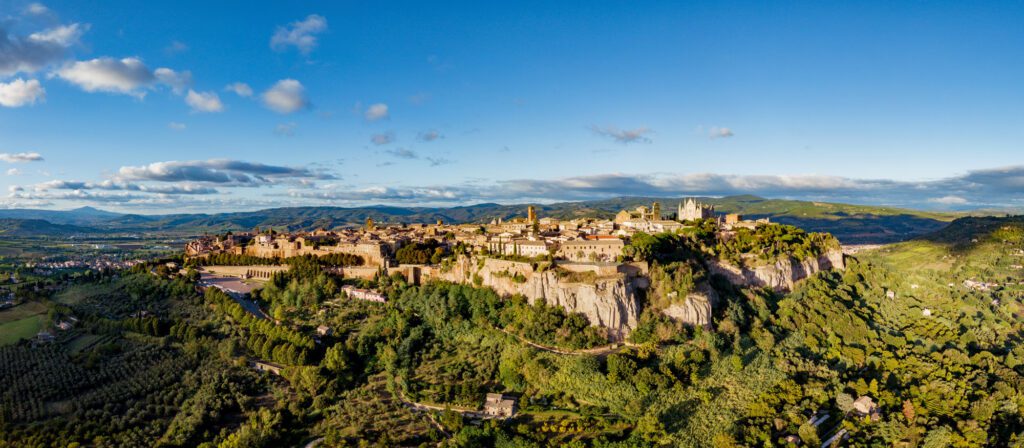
482, 393, 517, 418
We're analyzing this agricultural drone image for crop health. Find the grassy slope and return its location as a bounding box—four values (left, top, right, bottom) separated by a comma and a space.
861, 215, 1024, 281
0, 315, 44, 346
0, 302, 48, 346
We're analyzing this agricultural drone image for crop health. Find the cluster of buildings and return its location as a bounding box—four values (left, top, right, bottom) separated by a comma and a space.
186, 200, 767, 271
26, 257, 146, 274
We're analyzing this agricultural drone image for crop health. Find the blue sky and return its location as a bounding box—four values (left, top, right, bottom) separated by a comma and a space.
1, 0, 1022, 212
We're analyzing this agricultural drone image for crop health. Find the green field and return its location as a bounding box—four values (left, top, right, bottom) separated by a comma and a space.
0, 302, 50, 346
53, 282, 118, 305
0, 314, 44, 346
0, 301, 48, 322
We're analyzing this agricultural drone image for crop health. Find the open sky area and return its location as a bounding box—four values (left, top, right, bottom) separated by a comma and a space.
1, 0, 1022, 212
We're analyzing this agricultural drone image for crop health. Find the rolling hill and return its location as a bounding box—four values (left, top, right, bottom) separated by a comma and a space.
0, 219, 103, 237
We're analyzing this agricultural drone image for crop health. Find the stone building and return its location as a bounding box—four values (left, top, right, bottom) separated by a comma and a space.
557, 238, 625, 262
614, 203, 663, 223
487, 238, 551, 258
677, 198, 715, 222
242, 239, 388, 267
482, 393, 517, 418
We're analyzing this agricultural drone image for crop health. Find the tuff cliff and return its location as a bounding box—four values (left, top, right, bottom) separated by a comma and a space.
707, 249, 845, 292
425, 249, 843, 338
431, 257, 642, 341
658, 249, 844, 327
661, 283, 719, 329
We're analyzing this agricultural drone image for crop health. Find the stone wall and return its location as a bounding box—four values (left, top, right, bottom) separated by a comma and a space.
202, 265, 289, 279
243, 241, 387, 266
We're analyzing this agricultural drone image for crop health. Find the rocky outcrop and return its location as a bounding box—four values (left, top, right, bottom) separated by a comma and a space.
661, 283, 718, 328
707, 249, 845, 292
431, 257, 642, 341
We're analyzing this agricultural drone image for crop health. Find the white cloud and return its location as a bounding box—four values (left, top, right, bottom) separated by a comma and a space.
364, 103, 389, 121
590, 125, 652, 144
6, 168, 21, 176
154, 67, 192, 94
0, 21, 83, 76
0, 78, 45, 107
117, 159, 335, 184
28, 23, 88, 47
225, 82, 253, 97
55, 57, 155, 96
928, 195, 968, 205
168, 122, 186, 131
0, 152, 44, 163
24, 3, 51, 16
31, 179, 219, 195
261, 79, 308, 114
270, 14, 328, 55
185, 89, 223, 112
709, 126, 734, 139
56, 58, 196, 98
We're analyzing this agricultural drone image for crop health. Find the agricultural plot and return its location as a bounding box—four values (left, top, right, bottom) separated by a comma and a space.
0, 301, 49, 346
0, 315, 44, 346
318, 374, 437, 445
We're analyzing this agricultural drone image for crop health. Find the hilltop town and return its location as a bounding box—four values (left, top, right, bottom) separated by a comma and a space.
183, 199, 839, 341
186, 198, 770, 274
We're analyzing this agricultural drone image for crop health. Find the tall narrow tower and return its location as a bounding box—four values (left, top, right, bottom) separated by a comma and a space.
365, 217, 375, 231
652, 202, 661, 220
527, 205, 537, 223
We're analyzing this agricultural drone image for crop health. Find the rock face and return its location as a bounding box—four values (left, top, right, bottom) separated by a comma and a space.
426, 250, 844, 339
707, 249, 845, 292
661, 283, 718, 328
431, 257, 642, 341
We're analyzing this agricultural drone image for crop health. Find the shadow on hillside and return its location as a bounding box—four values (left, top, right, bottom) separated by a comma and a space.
766, 214, 952, 245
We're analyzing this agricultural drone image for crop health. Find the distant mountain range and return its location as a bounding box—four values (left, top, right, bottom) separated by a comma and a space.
0, 195, 970, 244
0, 218, 101, 237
